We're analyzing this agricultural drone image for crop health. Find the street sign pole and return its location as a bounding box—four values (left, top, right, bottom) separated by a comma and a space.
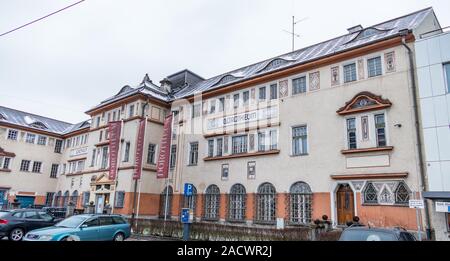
409, 198, 425, 241
415, 208, 422, 241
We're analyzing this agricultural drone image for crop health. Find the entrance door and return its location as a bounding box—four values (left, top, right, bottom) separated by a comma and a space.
336, 184, 355, 225
95, 194, 105, 214
16, 196, 35, 208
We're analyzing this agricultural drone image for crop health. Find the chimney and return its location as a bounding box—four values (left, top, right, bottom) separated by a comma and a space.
347, 25, 363, 34
160, 78, 172, 93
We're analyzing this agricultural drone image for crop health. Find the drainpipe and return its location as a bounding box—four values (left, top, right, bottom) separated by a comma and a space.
400, 32, 432, 240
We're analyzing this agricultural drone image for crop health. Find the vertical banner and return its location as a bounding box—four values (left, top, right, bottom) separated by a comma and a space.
156, 114, 173, 179
108, 121, 122, 180
133, 119, 146, 180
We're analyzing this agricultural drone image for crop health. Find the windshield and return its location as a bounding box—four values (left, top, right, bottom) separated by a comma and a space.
0, 212, 9, 218
340, 230, 397, 241
55, 216, 87, 228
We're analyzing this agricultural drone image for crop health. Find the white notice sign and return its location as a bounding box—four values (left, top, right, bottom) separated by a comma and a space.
409, 199, 424, 209
435, 201, 450, 213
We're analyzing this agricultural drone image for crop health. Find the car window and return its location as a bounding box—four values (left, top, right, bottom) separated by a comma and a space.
112, 216, 126, 224
0, 212, 11, 218
23, 211, 40, 219
11, 212, 23, 218
400, 232, 416, 241
99, 217, 114, 226
56, 215, 86, 228
84, 218, 99, 227
38, 212, 54, 221
340, 230, 397, 241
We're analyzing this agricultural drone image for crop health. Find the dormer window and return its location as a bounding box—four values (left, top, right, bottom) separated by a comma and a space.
259, 59, 288, 73
30, 121, 47, 130
215, 75, 240, 86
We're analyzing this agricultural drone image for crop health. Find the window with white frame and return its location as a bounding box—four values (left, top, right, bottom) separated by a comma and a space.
147, 144, 156, 164
189, 142, 198, 165
233, 93, 240, 108
7, 129, 18, 140
32, 161, 42, 173
128, 104, 135, 118
207, 140, 214, 157
344, 63, 357, 83
54, 139, 63, 153
101, 146, 108, 169
76, 160, 85, 173
259, 86, 266, 101
123, 142, 130, 162
292, 126, 308, 155
368, 56, 382, 77
26, 133, 36, 144
243, 91, 250, 106
170, 145, 177, 169
289, 182, 312, 224
209, 99, 216, 114
258, 132, 265, 152
37, 135, 46, 145
90, 149, 96, 167
2, 157, 11, 169
228, 184, 246, 221
292, 76, 307, 95
218, 97, 225, 112
232, 135, 248, 154
216, 138, 223, 157
256, 183, 276, 224
20, 160, 31, 172
374, 114, 386, 147
270, 84, 278, 100
269, 130, 277, 150
192, 104, 201, 118
50, 164, 59, 178
346, 118, 357, 149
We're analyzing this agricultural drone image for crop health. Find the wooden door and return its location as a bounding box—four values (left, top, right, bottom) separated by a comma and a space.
336, 184, 355, 225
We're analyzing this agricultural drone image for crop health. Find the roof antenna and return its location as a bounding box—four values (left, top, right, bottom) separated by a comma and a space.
283, 16, 308, 51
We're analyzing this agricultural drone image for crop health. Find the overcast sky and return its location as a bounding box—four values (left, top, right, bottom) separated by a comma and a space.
1, 0, 449, 124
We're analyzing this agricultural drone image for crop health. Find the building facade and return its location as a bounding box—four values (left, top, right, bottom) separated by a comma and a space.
0, 8, 444, 236
415, 28, 450, 240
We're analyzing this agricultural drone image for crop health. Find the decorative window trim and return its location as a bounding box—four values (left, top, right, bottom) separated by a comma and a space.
336, 92, 392, 115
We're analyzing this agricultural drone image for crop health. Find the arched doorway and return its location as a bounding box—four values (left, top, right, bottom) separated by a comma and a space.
336, 184, 355, 226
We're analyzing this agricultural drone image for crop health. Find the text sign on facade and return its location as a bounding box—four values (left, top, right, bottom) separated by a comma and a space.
435, 201, 450, 213
156, 115, 173, 179
69, 147, 88, 157
409, 199, 425, 209
108, 121, 122, 180
184, 183, 193, 197
133, 119, 146, 180
206, 106, 278, 130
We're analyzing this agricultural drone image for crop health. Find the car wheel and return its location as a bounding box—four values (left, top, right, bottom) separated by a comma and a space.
61, 235, 79, 241
113, 232, 125, 241
9, 228, 25, 241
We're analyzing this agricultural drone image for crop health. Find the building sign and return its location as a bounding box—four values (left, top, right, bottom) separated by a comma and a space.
156, 115, 173, 179
435, 201, 450, 213
409, 199, 425, 209
184, 183, 194, 196
69, 147, 88, 157
133, 119, 146, 180
108, 121, 122, 180
207, 106, 278, 130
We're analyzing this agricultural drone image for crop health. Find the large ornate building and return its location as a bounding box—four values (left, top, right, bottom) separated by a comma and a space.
0, 8, 443, 234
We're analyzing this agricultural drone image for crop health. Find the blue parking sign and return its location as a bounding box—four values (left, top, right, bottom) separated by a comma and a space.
184, 183, 193, 196
181, 208, 192, 223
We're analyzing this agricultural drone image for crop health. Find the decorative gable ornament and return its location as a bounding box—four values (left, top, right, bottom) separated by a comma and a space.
336, 92, 392, 115
279, 80, 288, 98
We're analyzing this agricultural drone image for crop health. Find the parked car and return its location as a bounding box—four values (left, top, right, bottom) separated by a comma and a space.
23, 214, 131, 241
0, 209, 63, 241
339, 226, 417, 241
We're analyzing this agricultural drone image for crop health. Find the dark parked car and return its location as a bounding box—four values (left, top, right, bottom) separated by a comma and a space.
0, 209, 63, 241
339, 226, 417, 241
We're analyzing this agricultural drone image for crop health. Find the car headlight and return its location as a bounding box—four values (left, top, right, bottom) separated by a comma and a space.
38, 235, 53, 241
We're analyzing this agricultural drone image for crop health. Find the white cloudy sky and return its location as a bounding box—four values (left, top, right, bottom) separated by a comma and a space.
1, 0, 449, 124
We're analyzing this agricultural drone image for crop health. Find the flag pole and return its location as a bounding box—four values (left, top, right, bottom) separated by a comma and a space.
136, 116, 147, 219
163, 111, 175, 233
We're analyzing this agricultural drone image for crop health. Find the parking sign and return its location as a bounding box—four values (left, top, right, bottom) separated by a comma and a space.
184, 183, 193, 196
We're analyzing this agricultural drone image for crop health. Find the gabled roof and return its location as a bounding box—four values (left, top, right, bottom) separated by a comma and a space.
0, 106, 89, 136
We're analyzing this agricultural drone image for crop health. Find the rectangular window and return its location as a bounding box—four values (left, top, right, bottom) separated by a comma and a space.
259, 86, 266, 101
2, 157, 11, 169
189, 142, 198, 165
101, 146, 108, 169
170, 145, 177, 169
62, 164, 66, 174
208, 140, 214, 157
233, 93, 240, 108
50, 164, 59, 178
37, 135, 46, 145
258, 132, 265, 152
232, 135, 248, 154
54, 139, 63, 153
270, 84, 278, 100
112, 111, 116, 121
83, 192, 90, 206
114, 191, 125, 208
76, 160, 85, 172
292, 126, 308, 155
96, 117, 100, 128
269, 130, 277, 150
90, 149, 96, 167
124, 142, 130, 162
347, 118, 357, 149
45, 192, 54, 206
444, 63, 450, 93
20, 160, 31, 172
32, 161, 42, 173
99, 131, 103, 142
107, 113, 111, 123
243, 91, 249, 106
344, 63, 357, 83
192, 104, 201, 118
375, 114, 386, 147
218, 97, 225, 112
292, 76, 307, 95
7, 130, 18, 140
128, 104, 135, 118
209, 99, 216, 114
368, 56, 382, 77
147, 144, 156, 164
221, 164, 229, 180
216, 138, 223, 156
26, 133, 36, 144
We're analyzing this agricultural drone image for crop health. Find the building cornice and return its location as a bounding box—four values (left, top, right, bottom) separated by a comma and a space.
331, 172, 408, 180
341, 146, 394, 154
204, 149, 280, 161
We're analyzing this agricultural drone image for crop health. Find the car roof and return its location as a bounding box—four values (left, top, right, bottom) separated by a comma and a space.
344, 226, 407, 233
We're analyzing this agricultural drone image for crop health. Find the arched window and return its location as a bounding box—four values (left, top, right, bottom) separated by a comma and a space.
259, 59, 288, 73
216, 75, 238, 86
62, 191, 70, 207
183, 185, 197, 216
289, 182, 312, 225
204, 185, 220, 221
228, 184, 246, 221
394, 182, 410, 205
363, 182, 378, 204
30, 121, 47, 129
54, 191, 62, 207
256, 183, 276, 224
70, 190, 79, 206
159, 186, 173, 219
